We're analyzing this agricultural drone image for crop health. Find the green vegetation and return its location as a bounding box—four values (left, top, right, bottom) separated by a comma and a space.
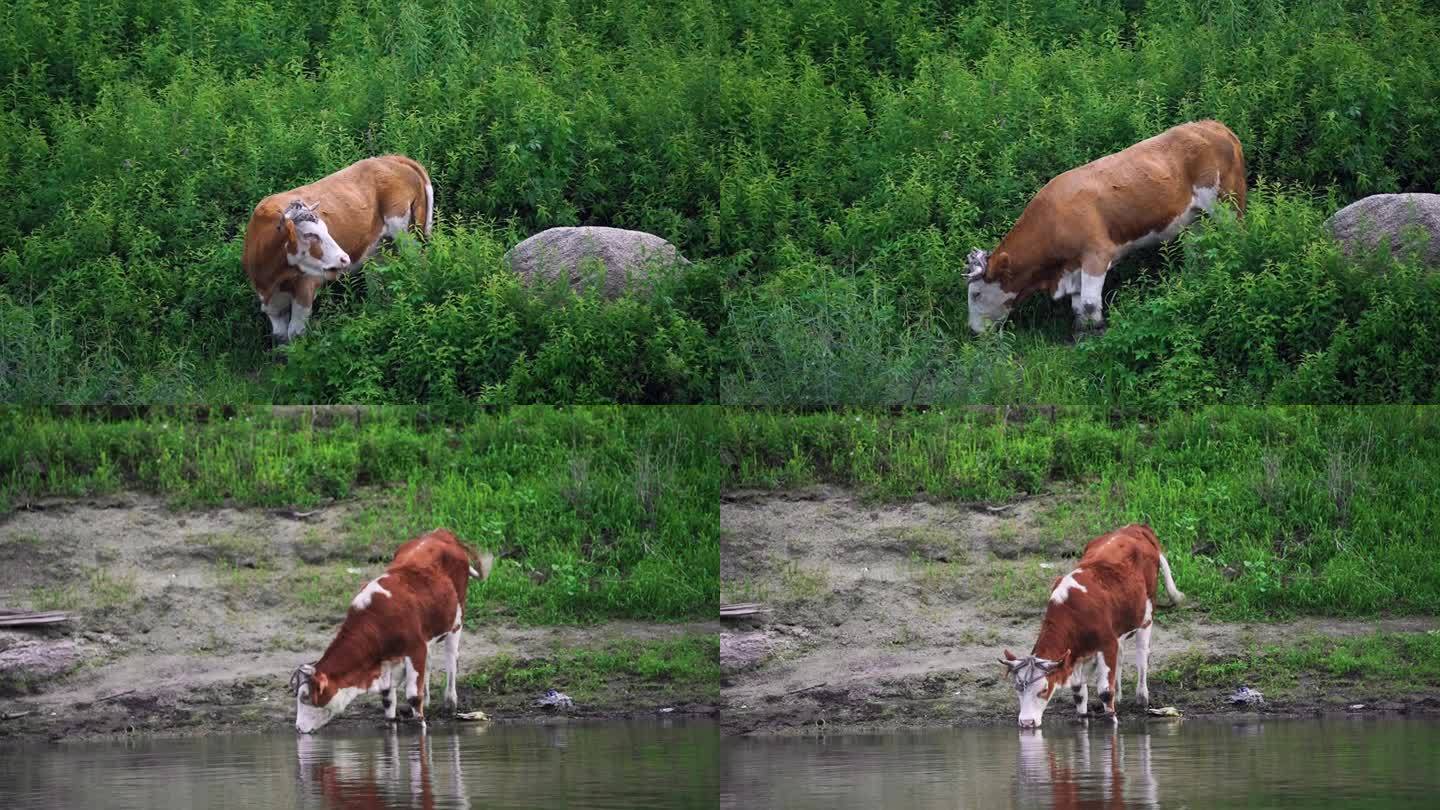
4, 0, 1439, 405
0, 406, 720, 624
463, 633, 720, 704
1154, 631, 1440, 698
722, 406, 1440, 619
31, 569, 139, 613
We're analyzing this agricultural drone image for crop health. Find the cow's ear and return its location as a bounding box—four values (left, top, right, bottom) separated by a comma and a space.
992, 252, 1011, 273
313, 671, 330, 695
283, 219, 299, 255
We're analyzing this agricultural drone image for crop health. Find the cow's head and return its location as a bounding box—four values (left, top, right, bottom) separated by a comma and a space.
291, 663, 358, 733
1001, 648, 1073, 729
966, 248, 1017, 333
280, 201, 351, 278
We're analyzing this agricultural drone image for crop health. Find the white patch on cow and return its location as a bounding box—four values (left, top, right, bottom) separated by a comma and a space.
351, 575, 391, 611
1143, 598, 1153, 626
287, 215, 351, 278
1050, 569, 1088, 604
467, 565, 480, 578
1052, 268, 1081, 300
383, 212, 411, 239
967, 276, 1019, 333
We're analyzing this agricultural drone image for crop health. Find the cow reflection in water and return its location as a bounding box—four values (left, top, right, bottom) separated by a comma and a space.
1015, 727, 1160, 809
296, 726, 478, 809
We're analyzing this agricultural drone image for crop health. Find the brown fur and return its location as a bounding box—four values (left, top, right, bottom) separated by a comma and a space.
242, 154, 432, 328
305, 528, 480, 719
1004, 524, 1166, 714
981, 120, 1246, 302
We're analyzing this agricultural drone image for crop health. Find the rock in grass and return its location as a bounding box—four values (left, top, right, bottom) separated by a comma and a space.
1326, 193, 1440, 267
504, 226, 690, 300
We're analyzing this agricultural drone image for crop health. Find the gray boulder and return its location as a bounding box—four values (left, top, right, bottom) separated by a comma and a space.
0, 638, 83, 694
504, 226, 690, 300
1326, 193, 1440, 267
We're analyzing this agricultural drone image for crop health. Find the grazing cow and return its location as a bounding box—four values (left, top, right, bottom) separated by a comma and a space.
290, 528, 493, 733
243, 154, 434, 343
967, 120, 1246, 334
1000, 524, 1184, 728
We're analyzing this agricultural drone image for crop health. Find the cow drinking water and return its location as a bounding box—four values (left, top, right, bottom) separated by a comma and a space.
291, 528, 493, 733
1000, 524, 1184, 728
243, 154, 434, 344
967, 120, 1246, 334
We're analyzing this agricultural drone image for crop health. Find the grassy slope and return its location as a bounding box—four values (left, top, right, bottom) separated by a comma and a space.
0, 406, 720, 624
721, 406, 1440, 620
4, 0, 1439, 404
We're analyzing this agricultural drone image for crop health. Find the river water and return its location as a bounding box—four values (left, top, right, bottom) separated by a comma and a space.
1, 719, 717, 809
721, 717, 1440, 808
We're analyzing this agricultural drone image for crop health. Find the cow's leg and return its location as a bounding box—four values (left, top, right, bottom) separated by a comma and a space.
383, 660, 400, 721
1072, 252, 1113, 334
287, 276, 325, 341
262, 292, 293, 345
1095, 641, 1120, 717
403, 645, 429, 724
1069, 662, 1089, 717
444, 622, 462, 710
1135, 623, 1152, 709
1114, 638, 1123, 704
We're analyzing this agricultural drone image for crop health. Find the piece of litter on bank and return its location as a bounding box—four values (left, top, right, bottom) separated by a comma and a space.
455, 710, 490, 722
346, 568, 364, 575
533, 689, 574, 710
1146, 706, 1183, 717
1348, 704, 1366, 711
1039, 563, 1055, 570
1228, 686, 1264, 706
658, 707, 675, 713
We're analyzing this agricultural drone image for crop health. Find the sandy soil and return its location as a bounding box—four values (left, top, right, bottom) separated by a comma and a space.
720, 487, 1440, 735
0, 494, 716, 742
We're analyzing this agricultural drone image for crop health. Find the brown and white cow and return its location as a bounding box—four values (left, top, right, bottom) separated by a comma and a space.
290, 528, 493, 733
1000, 524, 1184, 728
967, 120, 1246, 334
243, 154, 434, 343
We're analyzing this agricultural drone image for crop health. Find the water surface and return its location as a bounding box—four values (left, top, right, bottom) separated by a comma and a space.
2, 718, 717, 809
722, 717, 1440, 808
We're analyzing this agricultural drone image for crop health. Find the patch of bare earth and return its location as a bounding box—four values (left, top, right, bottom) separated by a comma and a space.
0, 494, 714, 742
720, 487, 1440, 736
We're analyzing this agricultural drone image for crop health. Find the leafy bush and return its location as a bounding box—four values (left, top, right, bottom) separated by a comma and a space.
1081, 188, 1440, 410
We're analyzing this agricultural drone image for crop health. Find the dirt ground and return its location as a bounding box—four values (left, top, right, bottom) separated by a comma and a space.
0, 494, 716, 743
720, 487, 1440, 736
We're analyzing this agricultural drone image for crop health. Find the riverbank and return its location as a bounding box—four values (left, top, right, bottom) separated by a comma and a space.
720, 487, 1440, 735
0, 495, 717, 743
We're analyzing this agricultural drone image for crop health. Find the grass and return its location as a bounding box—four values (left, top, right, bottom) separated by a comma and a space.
0, 406, 720, 625
721, 406, 1440, 620
1152, 631, 1440, 699
31, 569, 138, 613
462, 634, 720, 705
4, 1, 1440, 405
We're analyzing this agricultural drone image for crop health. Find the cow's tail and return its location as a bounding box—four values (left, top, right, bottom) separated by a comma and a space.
389, 154, 434, 238
1158, 552, 1185, 607
453, 537, 494, 581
